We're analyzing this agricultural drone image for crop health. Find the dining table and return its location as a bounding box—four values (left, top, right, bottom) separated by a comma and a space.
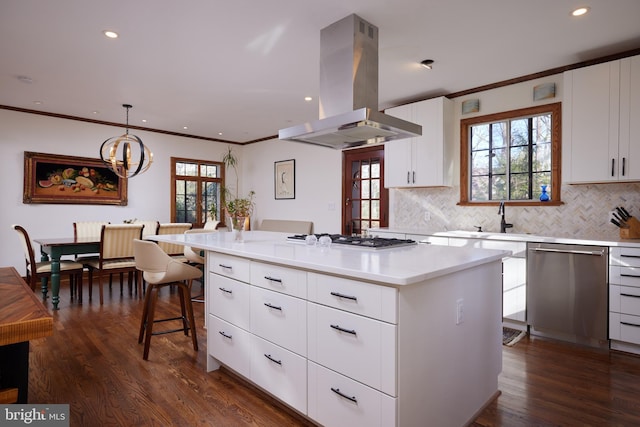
33, 237, 100, 310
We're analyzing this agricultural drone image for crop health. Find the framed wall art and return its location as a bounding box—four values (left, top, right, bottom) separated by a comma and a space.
23, 151, 128, 205
274, 159, 295, 200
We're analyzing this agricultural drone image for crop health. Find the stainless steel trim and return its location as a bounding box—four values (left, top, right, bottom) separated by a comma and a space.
528, 247, 605, 256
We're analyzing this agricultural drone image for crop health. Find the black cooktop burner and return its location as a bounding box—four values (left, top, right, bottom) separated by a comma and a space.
287, 234, 417, 249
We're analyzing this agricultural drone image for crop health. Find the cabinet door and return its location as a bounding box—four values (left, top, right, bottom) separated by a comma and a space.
411, 97, 453, 187
563, 61, 620, 182
384, 98, 453, 188
619, 55, 640, 180
384, 103, 413, 187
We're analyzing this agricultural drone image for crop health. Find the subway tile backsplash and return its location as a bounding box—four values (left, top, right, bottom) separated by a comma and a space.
392, 182, 640, 240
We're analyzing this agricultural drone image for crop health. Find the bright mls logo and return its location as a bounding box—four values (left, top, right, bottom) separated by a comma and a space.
1, 405, 69, 426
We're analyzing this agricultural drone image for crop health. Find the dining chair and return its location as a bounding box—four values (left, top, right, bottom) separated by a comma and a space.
83, 224, 144, 304
73, 221, 110, 241
133, 239, 201, 360
12, 224, 84, 298
135, 220, 160, 238
156, 223, 193, 262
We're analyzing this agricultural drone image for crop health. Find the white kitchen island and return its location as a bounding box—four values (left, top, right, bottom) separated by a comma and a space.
150, 231, 507, 427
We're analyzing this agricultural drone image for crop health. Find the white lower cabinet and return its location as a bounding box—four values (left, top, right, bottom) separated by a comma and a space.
250, 286, 307, 356
207, 315, 252, 379
609, 246, 640, 353
308, 361, 396, 427
307, 302, 397, 396
251, 335, 307, 414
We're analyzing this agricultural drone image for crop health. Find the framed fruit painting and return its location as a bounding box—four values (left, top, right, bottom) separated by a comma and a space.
23, 151, 128, 205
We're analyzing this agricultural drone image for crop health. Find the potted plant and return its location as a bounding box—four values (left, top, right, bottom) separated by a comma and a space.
221, 146, 255, 239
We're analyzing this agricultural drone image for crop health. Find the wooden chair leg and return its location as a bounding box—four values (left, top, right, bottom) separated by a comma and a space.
139, 284, 154, 344
88, 269, 94, 301
143, 286, 160, 360
98, 272, 105, 305
184, 280, 198, 352
178, 285, 189, 335
77, 271, 83, 302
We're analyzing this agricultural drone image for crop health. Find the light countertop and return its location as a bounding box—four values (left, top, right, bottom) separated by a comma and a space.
148, 231, 507, 286
370, 227, 640, 248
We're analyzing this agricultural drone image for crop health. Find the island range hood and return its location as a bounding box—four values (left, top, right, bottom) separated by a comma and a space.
278, 14, 422, 149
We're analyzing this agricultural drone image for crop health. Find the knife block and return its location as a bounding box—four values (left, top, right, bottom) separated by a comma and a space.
620, 217, 640, 239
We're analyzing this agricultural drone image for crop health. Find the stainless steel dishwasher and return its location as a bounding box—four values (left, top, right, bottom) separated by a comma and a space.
527, 242, 609, 348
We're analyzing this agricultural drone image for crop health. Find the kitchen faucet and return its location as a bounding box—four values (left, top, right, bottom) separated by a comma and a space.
498, 201, 513, 233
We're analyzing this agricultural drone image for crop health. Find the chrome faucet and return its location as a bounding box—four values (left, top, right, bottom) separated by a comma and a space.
498, 201, 513, 233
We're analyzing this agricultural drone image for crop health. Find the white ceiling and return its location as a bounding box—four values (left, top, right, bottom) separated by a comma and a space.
2, 0, 640, 144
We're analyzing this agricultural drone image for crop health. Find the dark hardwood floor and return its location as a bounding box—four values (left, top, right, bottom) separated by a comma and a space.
28, 280, 640, 426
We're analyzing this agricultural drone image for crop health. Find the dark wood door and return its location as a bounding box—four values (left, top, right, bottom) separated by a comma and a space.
342, 146, 389, 235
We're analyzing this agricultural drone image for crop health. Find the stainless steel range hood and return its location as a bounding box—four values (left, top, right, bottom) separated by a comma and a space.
278, 14, 421, 149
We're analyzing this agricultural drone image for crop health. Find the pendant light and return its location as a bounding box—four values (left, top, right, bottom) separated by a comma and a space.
100, 104, 153, 178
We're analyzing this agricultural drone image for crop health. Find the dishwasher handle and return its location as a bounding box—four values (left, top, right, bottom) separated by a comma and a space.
529, 247, 606, 256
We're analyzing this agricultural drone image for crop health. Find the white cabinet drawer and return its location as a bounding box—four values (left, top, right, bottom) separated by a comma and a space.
207, 315, 252, 379
250, 286, 307, 356
611, 284, 640, 315
209, 253, 251, 283
308, 273, 397, 323
250, 261, 307, 298
610, 312, 640, 345
251, 335, 307, 414
611, 247, 640, 267
308, 361, 396, 427
610, 266, 640, 287
208, 274, 250, 329
307, 303, 396, 396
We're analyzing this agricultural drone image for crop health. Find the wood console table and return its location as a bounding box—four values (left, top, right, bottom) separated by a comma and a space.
0, 267, 53, 403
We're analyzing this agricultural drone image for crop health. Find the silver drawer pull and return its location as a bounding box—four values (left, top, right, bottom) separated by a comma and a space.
620, 254, 640, 259
264, 354, 282, 365
330, 324, 357, 335
620, 293, 640, 298
330, 291, 358, 302
621, 274, 640, 279
218, 287, 233, 294
264, 302, 282, 311
529, 247, 604, 256
621, 322, 640, 328
331, 387, 357, 404
219, 263, 233, 270
264, 276, 282, 283
218, 331, 232, 339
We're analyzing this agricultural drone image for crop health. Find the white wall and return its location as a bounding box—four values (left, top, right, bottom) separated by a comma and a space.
243, 139, 342, 233
0, 109, 342, 275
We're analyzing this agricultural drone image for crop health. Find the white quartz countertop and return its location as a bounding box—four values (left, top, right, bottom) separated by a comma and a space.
148, 231, 508, 286
370, 227, 640, 248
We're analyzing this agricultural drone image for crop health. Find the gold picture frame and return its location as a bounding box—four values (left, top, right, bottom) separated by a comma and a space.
274, 159, 295, 200
23, 151, 128, 205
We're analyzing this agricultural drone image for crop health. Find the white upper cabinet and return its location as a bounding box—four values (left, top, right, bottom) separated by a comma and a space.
563, 55, 640, 183
384, 96, 454, 187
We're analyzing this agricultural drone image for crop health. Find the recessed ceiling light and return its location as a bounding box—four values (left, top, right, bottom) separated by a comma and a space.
218, 132, 223, 136
17, 75, 33, 84
304, 96, 313, 102
183, 126, 188, 130
571, 7, 590, 17
33, 101, 43, 105
420, 59, 434, 70
92, 110, 99, 114
103, 30, 119, 39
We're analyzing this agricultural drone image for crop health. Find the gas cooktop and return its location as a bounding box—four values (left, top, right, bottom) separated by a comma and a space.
287, 234, 417, 249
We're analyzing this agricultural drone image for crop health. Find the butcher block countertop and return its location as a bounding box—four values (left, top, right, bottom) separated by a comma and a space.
0, 267, 53, 346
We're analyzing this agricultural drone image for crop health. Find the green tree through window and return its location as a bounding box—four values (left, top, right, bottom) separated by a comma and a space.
460, 103, 561, 206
